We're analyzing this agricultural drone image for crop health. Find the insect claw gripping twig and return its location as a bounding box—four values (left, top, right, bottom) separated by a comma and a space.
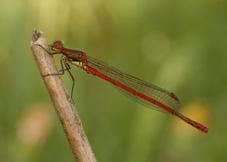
34, 43, 75, 98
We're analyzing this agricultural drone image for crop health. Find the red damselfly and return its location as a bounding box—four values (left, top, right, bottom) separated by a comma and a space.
39, 40, 208, 133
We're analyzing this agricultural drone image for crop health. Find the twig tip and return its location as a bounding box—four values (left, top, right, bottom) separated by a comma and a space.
31, 29, 47, 47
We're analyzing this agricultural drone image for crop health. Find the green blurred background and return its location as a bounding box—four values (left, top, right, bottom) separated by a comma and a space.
0, 0, 226, 161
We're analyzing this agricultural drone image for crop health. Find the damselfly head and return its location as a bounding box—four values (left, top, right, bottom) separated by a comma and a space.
50, 40, 64, 52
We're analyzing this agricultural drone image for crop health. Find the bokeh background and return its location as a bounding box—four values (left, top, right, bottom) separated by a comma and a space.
0, 0, 226, 161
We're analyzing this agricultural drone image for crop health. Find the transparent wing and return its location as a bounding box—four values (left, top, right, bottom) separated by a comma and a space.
86, 56, 180, 112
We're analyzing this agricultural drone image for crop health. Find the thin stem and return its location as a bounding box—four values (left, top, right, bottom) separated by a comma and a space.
30, 29, 97, 162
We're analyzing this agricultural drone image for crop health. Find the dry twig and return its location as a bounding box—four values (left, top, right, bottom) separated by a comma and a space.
30, 29, 97, 162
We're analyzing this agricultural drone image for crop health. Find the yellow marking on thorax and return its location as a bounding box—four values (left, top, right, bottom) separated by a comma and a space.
71, 61, 87, 70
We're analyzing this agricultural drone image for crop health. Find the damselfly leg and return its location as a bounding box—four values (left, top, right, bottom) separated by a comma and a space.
35, 44, 75, 98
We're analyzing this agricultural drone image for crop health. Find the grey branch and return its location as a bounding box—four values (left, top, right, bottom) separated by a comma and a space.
30, 29, 97, 162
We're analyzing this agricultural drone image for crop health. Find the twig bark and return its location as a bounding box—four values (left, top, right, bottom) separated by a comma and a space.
30, 29, 97, 162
